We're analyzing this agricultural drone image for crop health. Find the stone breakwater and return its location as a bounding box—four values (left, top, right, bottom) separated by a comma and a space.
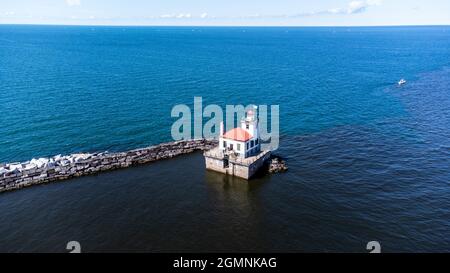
268, 156, 288, 174
0, 139, 218, 193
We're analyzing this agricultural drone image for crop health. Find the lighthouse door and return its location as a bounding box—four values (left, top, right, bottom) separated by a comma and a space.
223, 155, 229, 168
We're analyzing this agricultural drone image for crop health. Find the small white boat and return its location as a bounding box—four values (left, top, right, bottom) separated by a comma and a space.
398, 79, 407, 86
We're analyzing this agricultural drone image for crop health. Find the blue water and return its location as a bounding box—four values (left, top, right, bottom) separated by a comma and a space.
1, 25, 449, 162
0, 25, 449, 252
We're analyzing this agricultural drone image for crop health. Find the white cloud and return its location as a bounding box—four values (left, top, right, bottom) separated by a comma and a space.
300, 0, 382, 16
154, 1, 382, 21
346, 0, 382, 14
327, 8, 342, 15
347, 1, 366, 14
176, 13, 191, 19
66, 0, 81, 7
236, 0, 382, 19
160, 14, 174, 18
159, 13, 206, 19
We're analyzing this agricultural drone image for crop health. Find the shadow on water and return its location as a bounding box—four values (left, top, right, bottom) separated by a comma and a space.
201, 170, 277, 252
205, 170, 270, 193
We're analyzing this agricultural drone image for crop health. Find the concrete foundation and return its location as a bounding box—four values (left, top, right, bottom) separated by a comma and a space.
204, 148, 271, 180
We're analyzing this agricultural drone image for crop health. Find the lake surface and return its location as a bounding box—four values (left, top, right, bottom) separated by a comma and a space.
0, 25, 449, 252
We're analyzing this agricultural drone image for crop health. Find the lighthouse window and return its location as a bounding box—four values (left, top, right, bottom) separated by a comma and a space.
251, 140, 254, 147
246, 124, 249, 130
237, 143, 241, 151
223, 141, 227, 148
246, 142, 249, 150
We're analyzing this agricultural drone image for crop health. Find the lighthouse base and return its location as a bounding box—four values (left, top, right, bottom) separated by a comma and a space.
204, 148, 271, 180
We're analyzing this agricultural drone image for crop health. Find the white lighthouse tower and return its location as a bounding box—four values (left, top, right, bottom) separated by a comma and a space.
219, 106, 261, 158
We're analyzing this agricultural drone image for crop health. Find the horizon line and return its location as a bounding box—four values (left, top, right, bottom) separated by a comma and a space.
1, 23, 450, 28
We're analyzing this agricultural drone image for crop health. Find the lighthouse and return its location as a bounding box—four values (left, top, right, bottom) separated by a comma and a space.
219, 107, 261, 158
204, 106, 271, 180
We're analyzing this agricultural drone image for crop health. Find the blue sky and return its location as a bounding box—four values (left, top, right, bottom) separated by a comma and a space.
1, 0, 450, 26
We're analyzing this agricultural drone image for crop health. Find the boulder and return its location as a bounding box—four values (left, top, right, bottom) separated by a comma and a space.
30, 158, 49, 169
23, 163, 38, 171
268, 157, 288, 174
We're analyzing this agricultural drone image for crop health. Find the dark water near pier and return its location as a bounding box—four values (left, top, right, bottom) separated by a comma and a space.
0, 26, 449, 252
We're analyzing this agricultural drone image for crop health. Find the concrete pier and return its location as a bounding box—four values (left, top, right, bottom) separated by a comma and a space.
204, 147, 271, 179
0, 139, 218, 193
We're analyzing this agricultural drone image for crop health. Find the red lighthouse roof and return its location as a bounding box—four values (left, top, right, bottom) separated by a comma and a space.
222, 128, 253, 142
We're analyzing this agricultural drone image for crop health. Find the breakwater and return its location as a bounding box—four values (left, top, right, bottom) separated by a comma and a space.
0, 139, 218, 193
